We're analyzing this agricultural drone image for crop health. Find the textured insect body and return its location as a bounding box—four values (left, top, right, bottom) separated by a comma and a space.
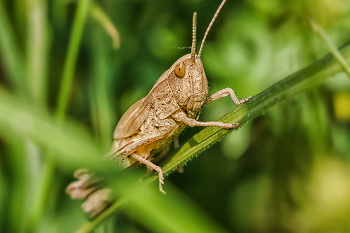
67, 0, 253, 218
110, 53, 209, 169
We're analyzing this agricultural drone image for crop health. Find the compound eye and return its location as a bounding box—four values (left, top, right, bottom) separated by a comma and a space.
174, 62, 186, 78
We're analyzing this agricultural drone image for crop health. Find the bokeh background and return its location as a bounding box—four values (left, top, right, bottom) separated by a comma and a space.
1, 0, 350, 232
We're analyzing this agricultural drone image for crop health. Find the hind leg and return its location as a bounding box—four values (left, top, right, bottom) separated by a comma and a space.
130, 153, 166, 194
110, 132, 169, 193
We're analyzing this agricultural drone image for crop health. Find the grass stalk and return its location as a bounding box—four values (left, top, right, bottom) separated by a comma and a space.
75, 199, 127, 233
28, 0, 91, 230
56, 0, 91, 120
26, 0, 48, 107
0, 1, 26, 96
90, 2, 120, 49
308, 18, 350, 79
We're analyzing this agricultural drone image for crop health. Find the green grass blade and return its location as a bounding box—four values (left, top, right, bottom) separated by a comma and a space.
0, 1, 26, 96
90, 2, 120, 49
56, 0, 91, 120
308, 18, 350, 79
26, 0, 49, 107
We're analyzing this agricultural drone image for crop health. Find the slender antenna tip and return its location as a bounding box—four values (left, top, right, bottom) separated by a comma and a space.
198, 0, 227, 58
191, 12, 197, 62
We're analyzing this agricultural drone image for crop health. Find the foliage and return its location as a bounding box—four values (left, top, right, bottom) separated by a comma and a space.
0, 0, 350, 232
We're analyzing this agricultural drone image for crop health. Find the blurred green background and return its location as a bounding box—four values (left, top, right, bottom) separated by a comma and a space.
1, 0, 350, 232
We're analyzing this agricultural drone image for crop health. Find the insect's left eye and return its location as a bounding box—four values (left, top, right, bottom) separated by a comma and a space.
174, 62, 186, 78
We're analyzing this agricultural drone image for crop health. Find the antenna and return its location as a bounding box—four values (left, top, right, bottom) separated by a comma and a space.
191, 12, 197, 63
198, 0, 227, 58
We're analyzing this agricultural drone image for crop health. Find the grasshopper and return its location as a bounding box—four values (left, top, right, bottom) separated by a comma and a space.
67, 0, 252, 218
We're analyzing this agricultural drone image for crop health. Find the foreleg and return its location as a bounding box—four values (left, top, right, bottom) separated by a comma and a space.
206, 87, 252, 105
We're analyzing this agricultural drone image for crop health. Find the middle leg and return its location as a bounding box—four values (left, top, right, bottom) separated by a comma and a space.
173, 111, 239, 129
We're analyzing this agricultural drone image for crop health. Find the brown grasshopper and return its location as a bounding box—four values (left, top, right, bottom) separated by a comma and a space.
67, 0, 252, 218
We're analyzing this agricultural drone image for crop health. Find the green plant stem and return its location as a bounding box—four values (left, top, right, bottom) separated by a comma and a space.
25, 1, 52, 231
50, 1, 90, 229
308, 18, 350, 79
75, 199, 127, 233
32, 1, 90, 230
90, 1, 120, 49
77, 42, 350, 232
0, 1, 26, 96
26, 0, 48, 107
56, 0, 91, 120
